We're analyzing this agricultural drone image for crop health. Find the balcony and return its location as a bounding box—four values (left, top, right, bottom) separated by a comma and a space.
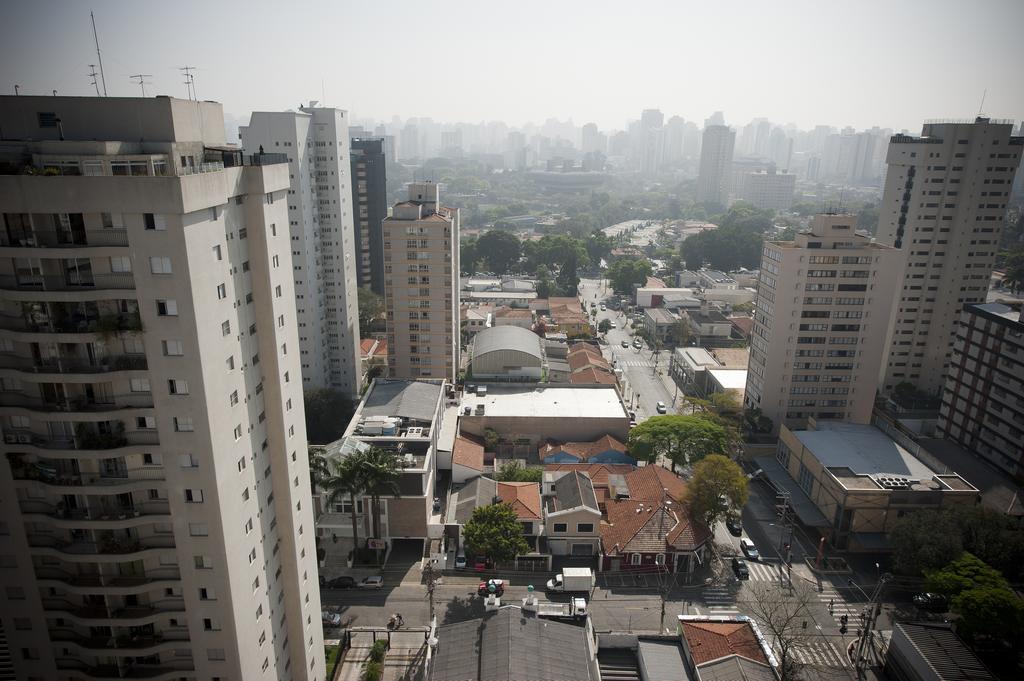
19, 499, 170, 527
41, 598, 185, 625
0, 310, 142, 335
35, 566, 181, 592
2, 428, 158, 451
55, 658, 194, 680
28, 533, 175, 559
51, 628, 189, 654
0, 353, 147, 374
0, 229, 129, 248
0, 273, 136, 292
0, 392, 153, 413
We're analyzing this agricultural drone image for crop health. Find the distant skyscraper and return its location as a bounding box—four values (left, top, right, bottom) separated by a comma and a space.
581, 122, 606, 155
383, 183, 459, 380
705, 111, 725, 128
877, 118, 1023, 395
739, 168, 796, 210
753, 120, 772, 157
664, 116, 686, 165
745, 214, 905, 431
696, 125, 736, 205
351, 138, 388, 295
400, 123, 420, 161
0, 95, 323, 680
242, 105, 362, 396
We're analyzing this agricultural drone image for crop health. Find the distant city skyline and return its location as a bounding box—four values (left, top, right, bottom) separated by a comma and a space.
1, 0, 1022, 133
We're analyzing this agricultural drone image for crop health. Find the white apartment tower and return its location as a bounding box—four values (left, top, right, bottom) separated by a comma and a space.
241, 105, 361, 397
695, 125, 736, 206
745, 214, 905, 432
0, 96, 324, 681
382, 183, 459, 381
877, 118, 1023, 395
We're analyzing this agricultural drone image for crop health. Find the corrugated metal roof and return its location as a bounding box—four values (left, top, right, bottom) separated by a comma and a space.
471, 325, 544, 361
360, 379, 443, 423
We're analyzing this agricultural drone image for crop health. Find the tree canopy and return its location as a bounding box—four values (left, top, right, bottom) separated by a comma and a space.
304, 388, 355, 444
476, 229, 522, 274
925, 552, 1024, 644
1000, 248, 1024, 294
607, 258, 652, 294
494, 460, 543, 482
462, 503, 530, 563
627, 414, 729, 472
687, 454, 749, 528
357, 287, 385, 330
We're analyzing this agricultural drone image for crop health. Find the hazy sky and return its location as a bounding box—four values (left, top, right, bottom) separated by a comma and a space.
2, 0, 1022, 133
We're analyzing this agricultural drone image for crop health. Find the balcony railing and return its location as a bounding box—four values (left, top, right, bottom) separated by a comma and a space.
51, 628, 190, 650
2, 428, 159, 450
55, 658, 194, 679
11, 460, 166, 486
0, 230, 129, 248
0, 353, 147, 373
0, 392, 154, 412
28, 533, 175, 555
0, 311, 142, 335
41, 598, 186, 621
20, 499, 170, 519
35, 566, 181, 587
0, 273, 135, 291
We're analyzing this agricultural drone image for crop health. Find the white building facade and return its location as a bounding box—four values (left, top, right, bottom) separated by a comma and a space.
0, 96, 324, 681
241, 106, 361, 397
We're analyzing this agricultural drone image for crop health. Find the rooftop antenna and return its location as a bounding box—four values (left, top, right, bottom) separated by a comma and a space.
977, 89, 987, 117
13, 84, 19, 96
321, 78, 326, 106
90, 11, 108, 96
88, 64, 101, 96
130, 74, 152, 97
180, 66, 197, 101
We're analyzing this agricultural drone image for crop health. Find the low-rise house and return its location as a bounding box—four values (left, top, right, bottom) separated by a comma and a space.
446, 477, 543, 553
538, 434, 633, 464
698, 269, 737, 289
600, 496, 710, 574
360, 337, 388, 380
567, 343, 619, 386
681, 307, 733, 343
429, 607, 598, 681
543, 470, 602, 556
461, 305, 493, 337
644, 307, 680, 344
498, 481, 544, 540
492, 305, 535, 329
452, 434, 486, 484
678, 618, 779, 680
468, 325, 544, 381
544, 464, 635, 509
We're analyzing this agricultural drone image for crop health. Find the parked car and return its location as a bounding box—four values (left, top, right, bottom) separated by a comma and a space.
473, 557, 494, 572
912, 592, 949, 613
731, 557, 750, 580
656, 401, 667, 414
740, 538, 760, 561
725, 516, 743, 537
321, 611, 342, 627
633, 339, 643, 348
454, 551, 467, 570
325, 575, 356, 589
600, 304, 606, 311
478, 579, 505, 596
621, 340, 629, 348
610, 321, 617, 328
358, 576, 384, 589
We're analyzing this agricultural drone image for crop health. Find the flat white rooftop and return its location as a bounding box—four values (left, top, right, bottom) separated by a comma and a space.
676, 347, 718, 369
708, 368, 747, 391
794, 422, 935, 479
462, 386, 626, 419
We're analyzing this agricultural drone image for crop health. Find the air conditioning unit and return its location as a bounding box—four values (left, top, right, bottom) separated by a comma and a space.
17, 433, 32, 444
3, 433, 17, 444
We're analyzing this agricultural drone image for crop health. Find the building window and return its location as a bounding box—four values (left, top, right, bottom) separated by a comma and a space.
162, 340, 184, 356
221, 320, 231, 336
217, 283, 227, 299
797, 463, 814, 496
185, 489, 203, 503
156, 299, 178, 316
552, 523, 567, 533
655, 554, 666, 565
576, 523, 594, 533
630, 554, 641, 565
149, 256, 172, 274
174, 416, 194, 432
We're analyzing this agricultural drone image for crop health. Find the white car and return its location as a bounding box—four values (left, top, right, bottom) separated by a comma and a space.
656, 401, 667, 414
740, 538, 760, 561
358, 575, 384, 589
321, 611, 342, 627
610, 321, 617, 328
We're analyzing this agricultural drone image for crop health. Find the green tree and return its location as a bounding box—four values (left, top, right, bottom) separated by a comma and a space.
585, 230, 614, 265
1000, 248, 1024, 293
607, 258, 652, 294
317, 451, 368, 557
304, 388, 355, 444
358, 447, 402, 558
598, 318, 612, 334
555, 250, 580, 296
857, 202, 879, 233
925, 552, 1024, 643
688, 454, 749, 528
357, 287, 385, 330
462, 503, 530, 563
495, 460, 543, 482
889, 508, 964, 576
627, 414, 729, 472
476, 229, 522, 274
460, 237, 479, 273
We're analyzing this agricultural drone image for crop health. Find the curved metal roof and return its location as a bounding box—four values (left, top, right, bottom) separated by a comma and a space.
470, 325, 543, 362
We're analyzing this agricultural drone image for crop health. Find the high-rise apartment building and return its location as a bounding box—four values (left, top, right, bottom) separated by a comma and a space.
745, 214, 905, 432
382, 182, 459, 381
241, 105, 362, 396
739, 168, 796, 211
350, 138, 388, 295
877, 118, 1023, 395
936, 303, 1024, 479
0, 96, 323, 680
695, 125, 736, 206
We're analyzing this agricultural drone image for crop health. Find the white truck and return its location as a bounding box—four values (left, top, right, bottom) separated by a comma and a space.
535, 597, 588, 621
546, 567, 595, 593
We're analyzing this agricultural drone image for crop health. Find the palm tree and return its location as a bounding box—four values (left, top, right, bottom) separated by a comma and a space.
308, 446, 330, 493
1001, 249, 1024, 294
357, 447, 402, 560
318, 453, 367, 559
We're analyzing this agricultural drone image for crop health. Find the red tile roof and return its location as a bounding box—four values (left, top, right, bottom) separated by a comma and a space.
545, 463, 636, 507
570, 367, 618, 385
682, 621, 771, 666
452, 435, 485, 472
497, 482, 542, 520
729, 316, 754, 336
360, 338, 377, 357
646, 276, 667, 289
601, 499, 710, 555
625, 465, 687, 502
538, 434, 628, 462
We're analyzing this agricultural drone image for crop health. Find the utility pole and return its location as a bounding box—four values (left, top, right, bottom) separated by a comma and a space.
130, 74, 153, 97
853, 574, 890, 675
87, 65, 101, 96
90, 11, 108, 96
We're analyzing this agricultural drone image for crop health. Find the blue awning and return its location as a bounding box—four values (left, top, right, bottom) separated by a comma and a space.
754, 456, 832, 528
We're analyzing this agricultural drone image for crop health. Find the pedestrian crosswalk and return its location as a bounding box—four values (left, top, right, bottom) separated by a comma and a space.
745, 561, 783, 582
702, 585, 740, 617
788, 640, 850, 668
818, 586, 864, 628
615, 359, 654, 368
